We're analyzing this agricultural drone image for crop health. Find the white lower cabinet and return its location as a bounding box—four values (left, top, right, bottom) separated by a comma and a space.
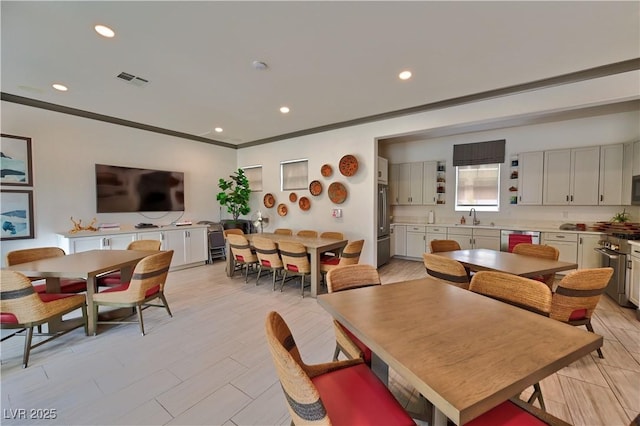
426, 226, 447, 252
162, 228, 208, 269
447, 227, 472, 249
63, 233, 136, 253
472, 229, 500, 250
406, 226, 426, 258
392, 225, 407, 257
629, 244, 640, 307
577, 234, 603, 269
541, 232, 578, 274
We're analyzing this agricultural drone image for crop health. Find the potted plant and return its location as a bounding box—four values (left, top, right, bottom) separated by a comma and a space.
611, 209, 630, 223
217, 168, 251, 228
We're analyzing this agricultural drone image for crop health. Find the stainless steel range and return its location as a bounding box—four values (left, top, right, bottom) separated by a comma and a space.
595, 233, 640, 307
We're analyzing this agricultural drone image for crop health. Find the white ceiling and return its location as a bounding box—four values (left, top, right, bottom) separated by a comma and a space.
2, 1, 639, 146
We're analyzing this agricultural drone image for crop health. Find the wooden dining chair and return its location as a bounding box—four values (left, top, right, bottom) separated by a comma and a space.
6, 247, 87, 294
469, 270, 553, 410
92, 250, 174, 336
319, 231, 345, 257
226, 234, 259, 283
273, 228, 293, 236
326, 264, 381, 364
320, 239, 364, 280
549, 267, 613, 359
512, 243, 560, 289
278, 241, 311, 297
252, 237, 284, 289
465, 397, 571, 426
429, 239, 461, 253
223, 228, 244, 237
296, 229, 318, 238
422, 253, 470, 290
264, 311, 416, 426
0, 270, 88, 368
97, 240, 162, 287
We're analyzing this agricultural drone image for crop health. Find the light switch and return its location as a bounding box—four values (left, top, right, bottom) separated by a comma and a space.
332, 208, 342, 218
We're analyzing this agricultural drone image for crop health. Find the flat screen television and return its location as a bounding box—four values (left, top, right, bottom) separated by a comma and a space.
95, 164, 185, 213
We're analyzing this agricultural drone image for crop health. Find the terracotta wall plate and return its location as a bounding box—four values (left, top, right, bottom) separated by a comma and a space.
299, 196, 311, 211
321, 164, 333, 178
309, 180, 322, 196
289, 192, 297, 202
339, 154, 358, 177
277, 204, 288, 216
263, 193, 275, 208
328, 182, 347, 204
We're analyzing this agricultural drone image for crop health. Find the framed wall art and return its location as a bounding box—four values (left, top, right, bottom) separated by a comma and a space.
1, 134, 33, 186
0, 190, 34, 240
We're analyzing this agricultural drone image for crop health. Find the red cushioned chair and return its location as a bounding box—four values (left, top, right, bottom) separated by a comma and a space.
320, 239, 364, 283
265, 311, 416, 426
278, 241, 311, 297
326, 264, 381, 365
550, 267, 613, 359
0, 270, 88, 368
512, 243, 560, 290
92, 250, 173, 336
6, 247, 87, 294
466, 397, 571, 426
97, 239, 162, 287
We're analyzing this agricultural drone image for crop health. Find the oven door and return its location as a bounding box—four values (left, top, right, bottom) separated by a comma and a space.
595, 247, 629, 306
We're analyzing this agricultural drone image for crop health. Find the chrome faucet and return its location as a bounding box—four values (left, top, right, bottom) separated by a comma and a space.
469, 208, 480, 225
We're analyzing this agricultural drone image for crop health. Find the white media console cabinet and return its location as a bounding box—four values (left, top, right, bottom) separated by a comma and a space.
57, 224, 209, 270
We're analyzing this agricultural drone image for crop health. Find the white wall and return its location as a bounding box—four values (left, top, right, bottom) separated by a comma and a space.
1, 103, 236, 261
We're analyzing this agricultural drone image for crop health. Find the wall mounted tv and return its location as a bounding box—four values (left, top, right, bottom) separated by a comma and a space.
95, 164, 185, 213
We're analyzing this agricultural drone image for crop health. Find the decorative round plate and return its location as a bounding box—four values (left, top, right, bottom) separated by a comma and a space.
277, 203, 288, 216
321, 164, 333, 178
289, 192, 298, 202
309, 180, 322, 196
328, 182, 348, 204
339, 154, 358, 177
299, 196, 311, 211
263, 193, 275, 208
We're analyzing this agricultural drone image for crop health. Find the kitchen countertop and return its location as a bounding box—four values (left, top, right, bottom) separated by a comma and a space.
391, 222, 604, 235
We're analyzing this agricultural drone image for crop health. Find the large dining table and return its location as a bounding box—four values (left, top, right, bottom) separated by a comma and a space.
433, 248, 578, 277
225, 232, 348, 297
317, 277, 601, 425
4, 249, 157, 335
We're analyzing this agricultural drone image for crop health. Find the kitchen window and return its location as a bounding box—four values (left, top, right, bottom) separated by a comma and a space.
455, 164, 501, 212
281, 159, 308, 191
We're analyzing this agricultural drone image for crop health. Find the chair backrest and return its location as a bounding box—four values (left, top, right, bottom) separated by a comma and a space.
422, 253, 469, 289
320, 231, 344, 240
550, 267, 613, 322
223, 228, 244, 237
226, 234, 255, 263
253, 237, 283, 268
127, 239, 162, 251
6, 247, 65, 266
264, 311, 329, 425
338, 239, 364, 266
513, 243, 560, 288
469, 271, 552, 316
296, 230, 318, 238
279, 241, 310, 273
0, 270, 55, 324
429, 240, 461, 253
326, 264, 381, 293
124, 251, 174, 300
208, 231, 225, 248
273, 228, 293, 236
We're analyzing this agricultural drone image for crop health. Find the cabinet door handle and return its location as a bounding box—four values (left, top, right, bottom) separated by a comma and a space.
566, 195, 569, 202
570, 195, 573, 202
600, 194, 603, 202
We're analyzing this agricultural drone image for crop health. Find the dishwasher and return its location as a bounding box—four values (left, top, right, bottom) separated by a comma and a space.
500, 230, 541, 252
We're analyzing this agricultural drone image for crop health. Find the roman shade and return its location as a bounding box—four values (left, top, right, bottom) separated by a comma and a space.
453, 139, 505, 166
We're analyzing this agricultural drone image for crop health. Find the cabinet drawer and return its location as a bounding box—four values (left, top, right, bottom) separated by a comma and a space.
447, 227, 472, 236
407, 225, 425, 232
543, 232, 578, 242
473, 229, 500, 238
426, 226, 446, 234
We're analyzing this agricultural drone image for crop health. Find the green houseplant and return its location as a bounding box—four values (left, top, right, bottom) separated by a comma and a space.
217, 168, 251, 224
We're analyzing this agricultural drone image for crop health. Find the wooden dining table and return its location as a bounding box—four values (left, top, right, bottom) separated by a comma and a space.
317, 277, 601, 425
433, 248, 578, 277
3, 249, 157, 335
225, 232, 348, 297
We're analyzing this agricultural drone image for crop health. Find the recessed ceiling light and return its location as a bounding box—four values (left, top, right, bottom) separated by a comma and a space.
214, 127, 223, 133
52, 83, 68, 91
399, 70, 412, 80
280, 106, 290, 114
252, 60, 268, 70
95, 24, 115, 38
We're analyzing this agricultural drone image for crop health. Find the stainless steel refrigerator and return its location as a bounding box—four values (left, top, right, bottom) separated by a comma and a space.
377, 183, 391, 267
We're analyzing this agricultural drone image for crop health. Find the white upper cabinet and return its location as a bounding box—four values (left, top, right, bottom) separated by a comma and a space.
518, 151, 544, 205
397, 162, 423, 205
598, 144, 624, 205
377, 156, 389, 184
543, 147, 600, 205
422, 161, 438, 205
389, 163, 400, 205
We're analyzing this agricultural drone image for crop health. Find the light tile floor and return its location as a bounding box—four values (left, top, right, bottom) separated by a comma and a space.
1, 258, 638, 425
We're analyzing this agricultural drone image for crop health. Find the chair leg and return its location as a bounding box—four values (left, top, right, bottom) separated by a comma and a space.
22, 326, 34, 368
136, 305, 145, 336
585, 321, 604, 358
92, 303, 99, 336
280, 271, 288, 292
159, 293, 173, 317
272, 270, 277, 290
301, 275, 306, 298
81, 304, 89, 336
526, 383, 545, 411
333, 343, 341, 362
256, 265, 263, 285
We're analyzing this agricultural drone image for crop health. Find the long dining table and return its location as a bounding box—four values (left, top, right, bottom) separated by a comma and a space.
4, 249, 157, 335
432, 248, 578, 277
225, 232, 348, 297
317, 277, 601, 425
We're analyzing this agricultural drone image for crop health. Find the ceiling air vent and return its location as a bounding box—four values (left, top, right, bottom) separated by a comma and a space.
116, 72, 149, 87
